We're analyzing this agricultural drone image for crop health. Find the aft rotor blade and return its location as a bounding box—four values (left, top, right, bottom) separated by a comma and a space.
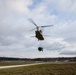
40, 25, 53, 28
28, 18, 37, 27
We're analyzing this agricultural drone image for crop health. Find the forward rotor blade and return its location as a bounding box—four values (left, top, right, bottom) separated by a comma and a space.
28, 18, 37, 27
43, 35, 51, 37
31, 36, 35, 37
30, 28, 36, 31
40, 25, 53, 28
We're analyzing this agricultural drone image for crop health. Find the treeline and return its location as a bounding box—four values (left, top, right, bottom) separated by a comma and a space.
0, 57, 76, 62
33, 57, 76, 62
0, 57, 31, 61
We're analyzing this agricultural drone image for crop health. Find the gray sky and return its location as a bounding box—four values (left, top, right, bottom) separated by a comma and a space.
0, 0, 76, 58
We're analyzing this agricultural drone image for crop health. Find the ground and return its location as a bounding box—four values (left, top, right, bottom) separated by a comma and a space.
0, 62, 76, 75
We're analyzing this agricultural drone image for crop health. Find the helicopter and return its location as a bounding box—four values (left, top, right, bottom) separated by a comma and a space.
28, 18, 53, 41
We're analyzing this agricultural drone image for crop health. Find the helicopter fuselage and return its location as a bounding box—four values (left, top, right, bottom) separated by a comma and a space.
35, 30, 44, 41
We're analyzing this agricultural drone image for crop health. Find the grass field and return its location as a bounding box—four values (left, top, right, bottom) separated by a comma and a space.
0, 62, 76, 75
0, 61, 35, 66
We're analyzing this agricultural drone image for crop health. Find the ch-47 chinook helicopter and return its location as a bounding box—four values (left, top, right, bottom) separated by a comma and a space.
28, 18, 53, 51
28, 18, 53, 41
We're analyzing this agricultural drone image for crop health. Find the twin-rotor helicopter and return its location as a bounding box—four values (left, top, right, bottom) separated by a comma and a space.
28, 18, 53, 51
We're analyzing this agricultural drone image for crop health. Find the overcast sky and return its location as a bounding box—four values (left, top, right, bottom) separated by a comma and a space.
0, 0, 76, 58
